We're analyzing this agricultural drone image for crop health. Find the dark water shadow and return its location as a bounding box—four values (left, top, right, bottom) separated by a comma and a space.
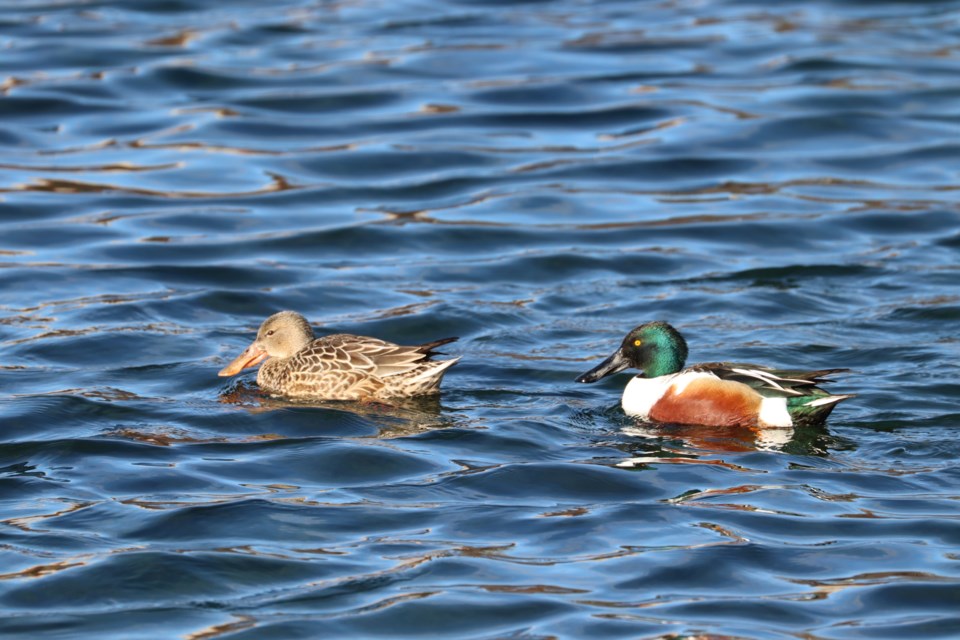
218, 380, 463, 439
571, 405, 852, 460
618, 421, 843, 456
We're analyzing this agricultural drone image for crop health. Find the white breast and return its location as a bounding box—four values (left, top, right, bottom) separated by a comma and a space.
621, 371, 709, 418
622, 370, 796, 427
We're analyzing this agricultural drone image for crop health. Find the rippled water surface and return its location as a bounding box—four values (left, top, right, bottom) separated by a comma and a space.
2, 0, 960, 637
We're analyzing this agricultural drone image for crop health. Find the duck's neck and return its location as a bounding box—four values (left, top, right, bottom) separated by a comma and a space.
645, 343, 686, 378
257, 357, 291, 392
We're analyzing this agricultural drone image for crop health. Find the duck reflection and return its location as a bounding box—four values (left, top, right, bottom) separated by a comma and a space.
218, 380, 459, 439
573, 404, 840, 460
623, 421, 796, 453
616, 418, 840, 459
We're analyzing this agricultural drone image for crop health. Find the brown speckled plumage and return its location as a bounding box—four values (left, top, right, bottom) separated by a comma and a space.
218, 311, 459, 400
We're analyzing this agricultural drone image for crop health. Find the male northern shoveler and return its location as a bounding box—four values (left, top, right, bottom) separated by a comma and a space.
575, 321, 852, 428
218, 311, 459, 400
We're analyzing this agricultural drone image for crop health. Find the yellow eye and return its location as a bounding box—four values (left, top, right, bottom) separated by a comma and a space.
633, 339, 642, 347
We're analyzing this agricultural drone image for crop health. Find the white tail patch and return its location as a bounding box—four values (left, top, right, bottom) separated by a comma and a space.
758, 397, 791, 427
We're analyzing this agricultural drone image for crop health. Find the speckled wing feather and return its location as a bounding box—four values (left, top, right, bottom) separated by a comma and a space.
284, 367, 385, 400
290, 334, 452, 379
255, 333, 459, 400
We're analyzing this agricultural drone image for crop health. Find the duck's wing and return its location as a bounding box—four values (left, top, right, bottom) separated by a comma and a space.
317, 368, 386, 399
295, 334, 459, 379
694, 362, 849, 398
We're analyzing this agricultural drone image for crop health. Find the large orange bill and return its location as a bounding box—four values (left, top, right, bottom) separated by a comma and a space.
218, 342, 268, 377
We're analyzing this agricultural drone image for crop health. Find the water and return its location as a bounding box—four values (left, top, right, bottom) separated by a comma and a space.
2, 0, 959, 637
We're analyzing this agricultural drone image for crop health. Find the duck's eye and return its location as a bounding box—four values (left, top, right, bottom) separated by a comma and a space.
633, 339, 642, 347
266, 330, 275, 337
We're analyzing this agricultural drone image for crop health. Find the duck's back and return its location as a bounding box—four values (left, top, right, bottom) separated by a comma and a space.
258, 334, 459, 400
622, 365, 851, 428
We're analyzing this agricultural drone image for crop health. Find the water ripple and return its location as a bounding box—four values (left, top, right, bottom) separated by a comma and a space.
1, 0, 959, 638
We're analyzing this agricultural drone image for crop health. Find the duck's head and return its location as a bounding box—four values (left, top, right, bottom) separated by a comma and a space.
217, 311, 315, 377
575, 321, 688, 383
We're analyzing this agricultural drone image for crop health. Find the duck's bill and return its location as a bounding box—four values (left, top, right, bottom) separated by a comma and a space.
218, 342, 267, 377
575, 348, 629, 383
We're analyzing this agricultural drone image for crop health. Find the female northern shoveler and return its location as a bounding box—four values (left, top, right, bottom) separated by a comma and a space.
218, 311, 459, 400
575, 321, 852, 428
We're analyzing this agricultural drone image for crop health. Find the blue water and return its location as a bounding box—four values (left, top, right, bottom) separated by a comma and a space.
1, 0, 959, 638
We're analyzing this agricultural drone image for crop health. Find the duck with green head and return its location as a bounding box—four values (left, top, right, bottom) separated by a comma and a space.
576, 321, 852, 428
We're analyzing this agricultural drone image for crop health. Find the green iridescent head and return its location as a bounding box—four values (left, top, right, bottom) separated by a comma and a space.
576, 321, 688, 383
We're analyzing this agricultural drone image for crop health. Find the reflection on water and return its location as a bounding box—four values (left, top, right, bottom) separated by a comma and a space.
622, 422, 799, 454
617, 419, 851, 457
218, 380, 460, 439
1, 0, 959, 637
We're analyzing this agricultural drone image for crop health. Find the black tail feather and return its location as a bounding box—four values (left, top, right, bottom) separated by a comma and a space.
780, 368, 850, 383
417, 337, 459, 356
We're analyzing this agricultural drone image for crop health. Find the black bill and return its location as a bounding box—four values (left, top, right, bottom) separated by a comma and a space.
575, 348, 630, 383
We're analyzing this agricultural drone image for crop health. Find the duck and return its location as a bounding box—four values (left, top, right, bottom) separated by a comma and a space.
218, 311, 460, 401
575, 321, 852, 428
